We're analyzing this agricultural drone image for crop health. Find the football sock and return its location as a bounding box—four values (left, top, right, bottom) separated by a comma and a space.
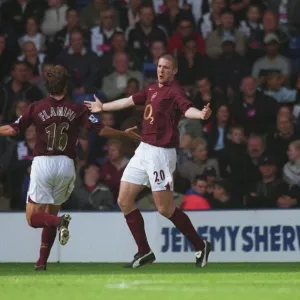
125, 209, 151, 255
169, 207, 205, 251
30, 213, 61, 228
36, 228, 57, 266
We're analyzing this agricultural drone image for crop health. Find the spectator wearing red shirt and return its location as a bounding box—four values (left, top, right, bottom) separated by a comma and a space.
167, 17, 205, 56
181, 175, 211, 210
99, 138, 129, 200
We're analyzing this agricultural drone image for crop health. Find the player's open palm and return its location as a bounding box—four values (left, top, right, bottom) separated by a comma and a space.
125, 126, 142, 141
84, 95, 103, 113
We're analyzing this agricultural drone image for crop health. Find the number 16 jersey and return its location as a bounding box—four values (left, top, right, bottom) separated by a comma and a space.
9, 96, 104, 159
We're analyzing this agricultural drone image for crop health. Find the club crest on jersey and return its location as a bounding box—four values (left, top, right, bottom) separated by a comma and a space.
151, 92, 158, 102
89, 115, 98, 123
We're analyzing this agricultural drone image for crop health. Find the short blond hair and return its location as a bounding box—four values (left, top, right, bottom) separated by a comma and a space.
191, 137, 207, 151
290, 140, 300, 152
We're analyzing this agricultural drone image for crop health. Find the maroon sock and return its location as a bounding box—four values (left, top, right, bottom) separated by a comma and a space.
36, 228, 57, 267
125, 209, 151, 255
169, 207, 205, 251
30, 213, 61, 228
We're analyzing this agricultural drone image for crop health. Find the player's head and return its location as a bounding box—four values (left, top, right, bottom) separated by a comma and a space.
45, 65, 69, 97
157, 53, 177, 85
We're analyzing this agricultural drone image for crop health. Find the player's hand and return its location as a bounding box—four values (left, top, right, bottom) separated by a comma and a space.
201, 103, 212, 120
84, 95, 103, 113
124, 126, 142, 141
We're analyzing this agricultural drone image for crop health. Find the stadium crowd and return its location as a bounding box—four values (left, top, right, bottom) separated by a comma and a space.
0, 0, 300, 211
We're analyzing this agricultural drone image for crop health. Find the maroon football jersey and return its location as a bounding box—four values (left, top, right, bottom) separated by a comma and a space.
132, 80, 193, 148
9, 96, 104, 159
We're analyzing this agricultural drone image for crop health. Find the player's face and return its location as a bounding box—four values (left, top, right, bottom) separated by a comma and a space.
287, 144, 300, 162
193, 180, 208, 195
157, 58, 176, 84
193, 145, 208, 161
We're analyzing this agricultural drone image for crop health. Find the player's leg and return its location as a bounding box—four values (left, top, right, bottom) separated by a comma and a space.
149, 146, 211, 267
119, 145, 155, 268
35, 204, 60, 271
152, 190, 211, 267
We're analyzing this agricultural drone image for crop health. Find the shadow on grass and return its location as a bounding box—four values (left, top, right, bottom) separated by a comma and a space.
0, 263, 299, 276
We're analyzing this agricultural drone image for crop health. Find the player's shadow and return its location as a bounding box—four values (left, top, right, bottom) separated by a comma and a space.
1, 263, 300, 276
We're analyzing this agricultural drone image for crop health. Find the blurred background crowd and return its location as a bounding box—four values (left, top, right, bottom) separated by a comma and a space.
0, 0, 300, 211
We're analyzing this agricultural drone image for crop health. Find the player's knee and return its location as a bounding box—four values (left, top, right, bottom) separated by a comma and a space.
117, 196, 135, 214
157, 206, 173, 218
26, 214, 33, 227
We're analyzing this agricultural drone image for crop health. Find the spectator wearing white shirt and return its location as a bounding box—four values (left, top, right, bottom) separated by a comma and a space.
19, 17, 45, 53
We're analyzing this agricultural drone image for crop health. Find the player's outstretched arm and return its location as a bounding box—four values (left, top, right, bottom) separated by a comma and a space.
99, 126, 141, 141
84, 95, 135, 113
0, 125, 17, 136
184, 104, 212, 120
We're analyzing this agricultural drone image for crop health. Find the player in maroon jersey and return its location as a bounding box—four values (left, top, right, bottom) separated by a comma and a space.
84, 53, 212, 268
0, 65, 140, 271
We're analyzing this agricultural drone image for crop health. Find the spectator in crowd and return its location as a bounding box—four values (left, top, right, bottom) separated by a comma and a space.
126, 4, 167, 61
0, 61, 43, 123
232, 76, 278, 135
19, 17, 45, 53
80, 0, 110, 30
177, 37, 211, 90
199, 0, 227, 39
156, 0, 195, 36
41, 0, 68, 37
261, 72, 300, 104
47, 8, 82, 60
101, 31, 141, 78
203, 166, 218, 196
245, 155, 288, 208
168, 17, 205, 57
179, 137, 220, 182
206, 8, 246, 59
251, 33, 291, 86
0, 34, 16, 83
117, 0, 141, 31
18, 41, 46, 80
35, 61, 53, 97
177, 132, 193, 168
99, 139, 129, 200
143, 40, 166, 83
192, 77, 225, 115
213, 35, 249, 99
204, 103, 232, 176
101, 52, 143, 101
235, 134, 266, 198
71, 163, 114, 211
90, 7, 123, 57
238, 4, 264, 66
223, 124, 247, 180
210, 179, 236, 208
180, 175, 211, 210
267, 114, 300, 171
0, 0, 47, 37
261, 10, 289, 54
283, 140, 300, 187
55, 29, 100, 94
266, 0, 300, 32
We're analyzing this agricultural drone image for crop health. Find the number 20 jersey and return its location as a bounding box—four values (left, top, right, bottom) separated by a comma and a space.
9, 96, 104, 159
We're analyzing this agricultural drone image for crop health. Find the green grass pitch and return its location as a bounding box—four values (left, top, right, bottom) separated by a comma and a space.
1, 263, 300, 300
